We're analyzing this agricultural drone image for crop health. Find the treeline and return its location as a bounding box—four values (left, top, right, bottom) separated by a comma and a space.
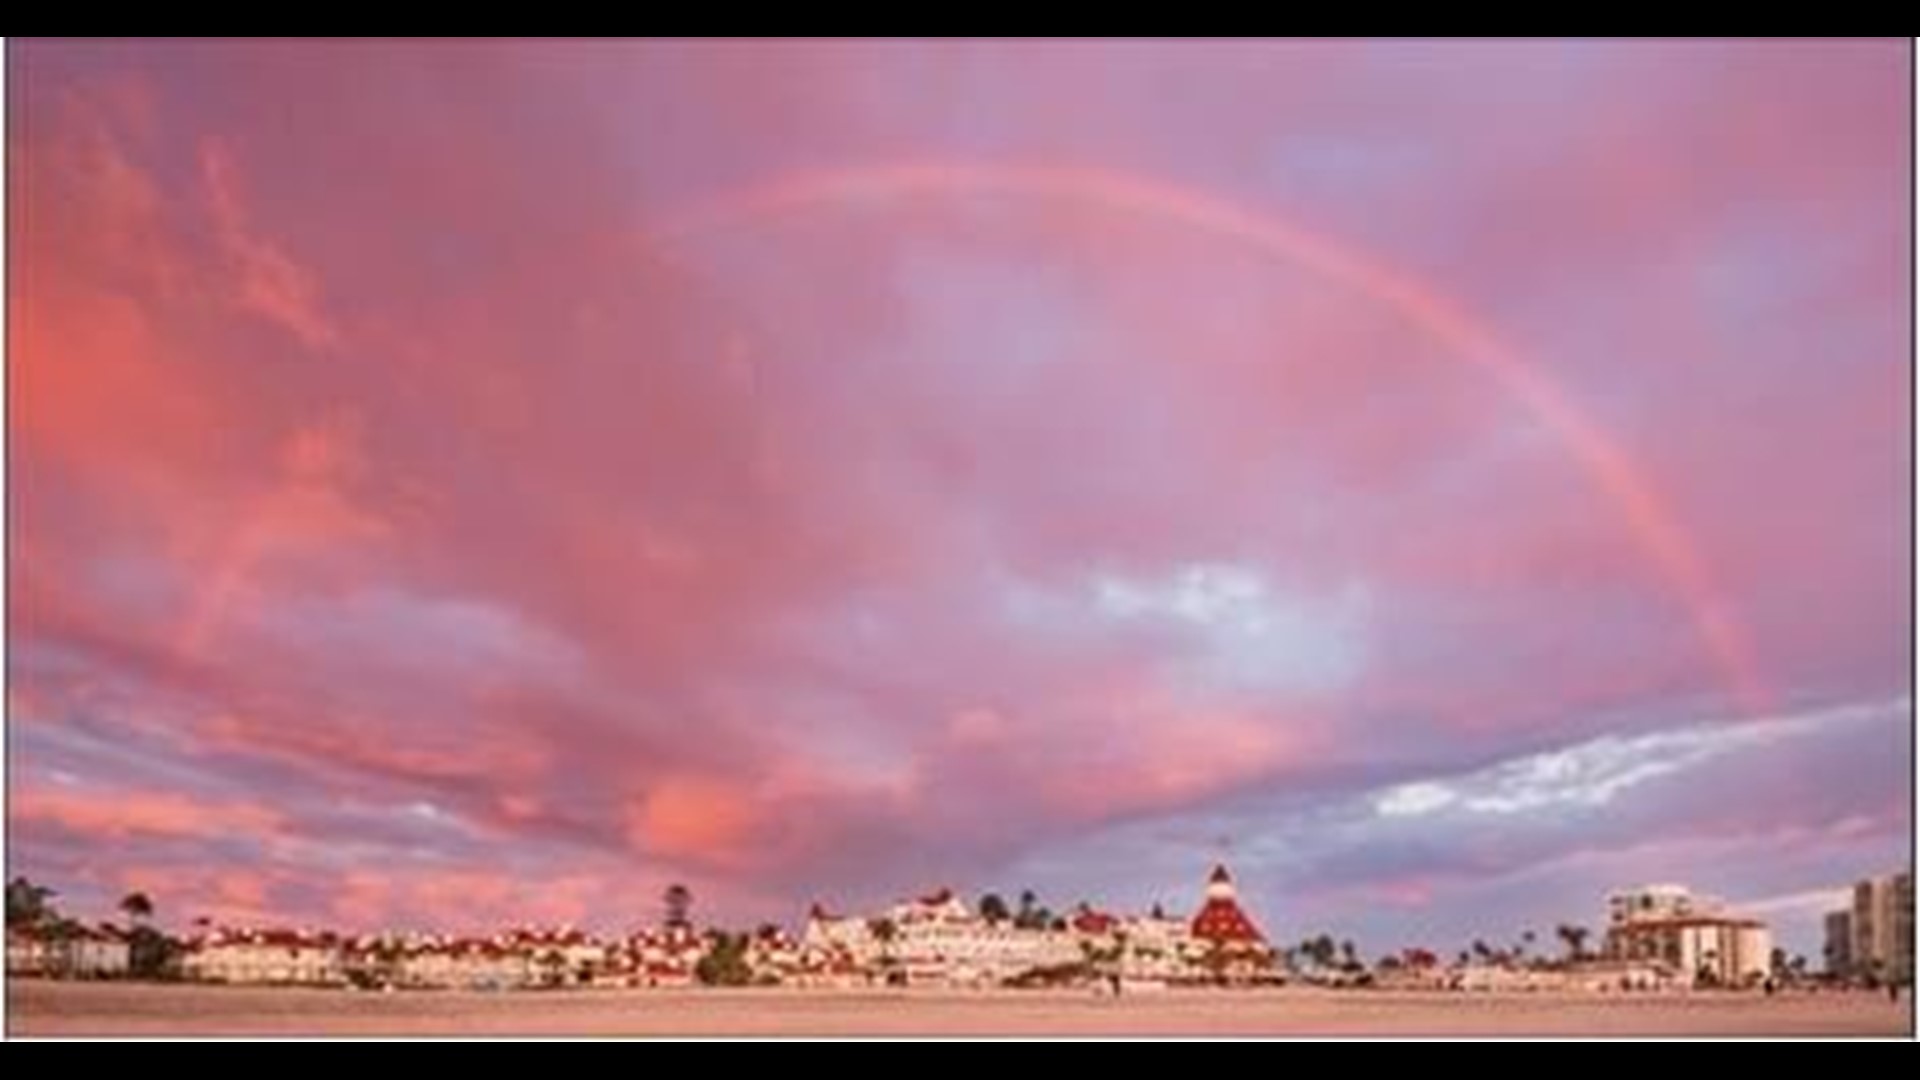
7, 876, 178, 979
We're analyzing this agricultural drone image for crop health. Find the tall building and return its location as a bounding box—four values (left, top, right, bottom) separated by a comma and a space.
1603, 884, 1771, 987
1824, 910, 1853, 977
1848, 871, 1913, 984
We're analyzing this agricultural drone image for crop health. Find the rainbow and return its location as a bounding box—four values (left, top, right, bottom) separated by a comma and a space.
651, 161, 1767, 713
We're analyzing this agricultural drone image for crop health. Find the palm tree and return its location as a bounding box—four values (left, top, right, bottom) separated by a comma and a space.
1339, 939, 1359, 972
1016, 890, 1039, 929
1555, 923, 1589, 963
114, 892, 166, 980
1470, 939, 1493, 964
6, 877, 56, 928
120, 892, 154, 924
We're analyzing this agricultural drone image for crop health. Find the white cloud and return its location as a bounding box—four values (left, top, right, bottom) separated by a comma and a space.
1085, 562, 1369, 693
1738, 887, 1850, 918
1371, 697, 1906, 820
1095, 563, 1269, 625
1375, 781, 1457, 817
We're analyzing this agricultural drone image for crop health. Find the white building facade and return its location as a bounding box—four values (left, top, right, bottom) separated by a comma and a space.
1603, 885, 1771, 988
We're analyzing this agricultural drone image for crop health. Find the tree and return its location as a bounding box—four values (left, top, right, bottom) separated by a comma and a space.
1150, 902, 1167, 921
6, 877, 57, 929
1339, 939, 1359, 972
694, 932, 753, 987
1300, 934, 1337, 969
978, 893, 1010, 925
120, 892, 154, 923
1016, 889, 1039, 930
867, 917, 900, 985
664, 883, 692, 930
42, 917, 83, 945
127, 926, 178, 981
1470, 939, 1493, 964
115, 892, 171, 980
1555, 923, 1590, 962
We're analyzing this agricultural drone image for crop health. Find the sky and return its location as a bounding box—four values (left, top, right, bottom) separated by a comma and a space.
6, 39, 1911, 959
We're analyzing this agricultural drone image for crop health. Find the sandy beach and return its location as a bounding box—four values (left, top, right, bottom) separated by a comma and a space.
9, 981, 1911, 1037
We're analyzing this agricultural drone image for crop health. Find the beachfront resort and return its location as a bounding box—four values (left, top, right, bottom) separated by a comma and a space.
10, 864, 1907, 997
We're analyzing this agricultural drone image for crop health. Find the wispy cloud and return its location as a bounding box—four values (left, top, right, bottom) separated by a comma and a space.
1373, 698, 1904, 819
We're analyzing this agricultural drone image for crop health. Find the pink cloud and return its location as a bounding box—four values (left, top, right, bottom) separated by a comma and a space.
7, 42, 1906, 941
199, 137, 339, 350
13, 785, 283, 842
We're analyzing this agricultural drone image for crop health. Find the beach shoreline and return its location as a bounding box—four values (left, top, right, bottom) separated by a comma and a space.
9, 980, 1911, 1037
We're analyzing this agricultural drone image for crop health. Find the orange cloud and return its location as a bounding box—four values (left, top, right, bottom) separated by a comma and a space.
9, 93, 219, 484
197, 707, 549, 787
13, 786, 283, 841
625, 777, 761, 864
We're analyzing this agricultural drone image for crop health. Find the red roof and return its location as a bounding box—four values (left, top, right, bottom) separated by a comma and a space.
1071, 909, 1118, 934
1190, 898, 1266, 945
208, 927, 338, 949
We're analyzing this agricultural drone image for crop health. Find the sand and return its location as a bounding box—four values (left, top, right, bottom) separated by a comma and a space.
9, 980, 1911, 1037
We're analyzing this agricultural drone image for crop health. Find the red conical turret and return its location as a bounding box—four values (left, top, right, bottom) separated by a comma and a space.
1191, 863, 1267, 946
